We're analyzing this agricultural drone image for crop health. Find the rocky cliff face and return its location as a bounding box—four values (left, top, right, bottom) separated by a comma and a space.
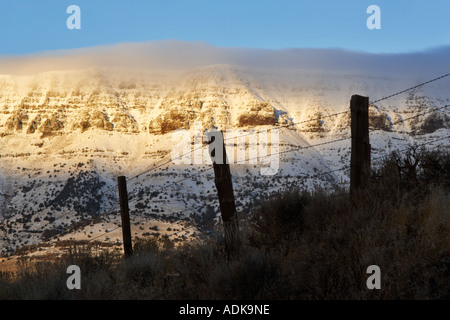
0, 67, 283, 138
2, 66, 448, 138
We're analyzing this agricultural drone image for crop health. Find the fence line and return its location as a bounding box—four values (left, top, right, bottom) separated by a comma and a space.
92, 72, 450, 195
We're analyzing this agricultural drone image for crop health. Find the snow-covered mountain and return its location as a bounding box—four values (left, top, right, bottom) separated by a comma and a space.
0, 43, 449, 257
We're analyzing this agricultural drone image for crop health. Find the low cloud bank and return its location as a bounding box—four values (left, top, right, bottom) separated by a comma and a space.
0, 40, 449, 78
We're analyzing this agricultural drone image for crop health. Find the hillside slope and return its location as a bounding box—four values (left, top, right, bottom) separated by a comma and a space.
0, 59, 449, 256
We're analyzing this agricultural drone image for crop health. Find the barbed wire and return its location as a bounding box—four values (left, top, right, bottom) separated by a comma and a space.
369, 104, 449, 133
369, 73, 450, 105
27, 72, 448, 199
120, 111, 350, 187
84, 207, 197, 244
371, 135, 449, 165
124, 75, 450, 186
29, 133, 449, 249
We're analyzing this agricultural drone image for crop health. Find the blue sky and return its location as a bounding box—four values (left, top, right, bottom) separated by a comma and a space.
0, 0, 449, 55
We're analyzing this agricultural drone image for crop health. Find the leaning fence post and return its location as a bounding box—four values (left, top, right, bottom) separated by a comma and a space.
208, 130, 239, 251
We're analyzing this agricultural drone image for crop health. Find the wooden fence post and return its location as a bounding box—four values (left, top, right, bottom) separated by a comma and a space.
117, 176, 132, 257
350, 95, 371, 201
208, 130, 239, 249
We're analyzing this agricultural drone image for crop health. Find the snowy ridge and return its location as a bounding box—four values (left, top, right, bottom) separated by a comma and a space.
0, 63, 449, 256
